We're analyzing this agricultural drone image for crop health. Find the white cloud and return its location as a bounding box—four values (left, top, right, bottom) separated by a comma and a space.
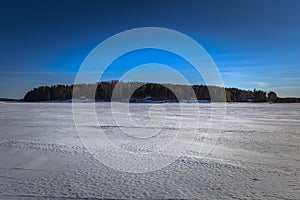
250, 82, 270, 87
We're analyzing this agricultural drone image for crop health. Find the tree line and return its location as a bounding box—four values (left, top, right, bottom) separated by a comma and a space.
22, 80, 299, 103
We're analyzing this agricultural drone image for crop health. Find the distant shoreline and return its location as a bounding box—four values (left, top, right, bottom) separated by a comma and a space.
1, 101, 299, 104
5, 81, 300, 103
0, 98, 21, 102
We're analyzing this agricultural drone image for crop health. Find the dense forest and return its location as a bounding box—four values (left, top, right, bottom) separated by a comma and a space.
23, 80, 299, 103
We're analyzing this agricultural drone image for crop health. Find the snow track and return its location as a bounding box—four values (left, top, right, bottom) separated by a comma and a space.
0, 103, 299, 199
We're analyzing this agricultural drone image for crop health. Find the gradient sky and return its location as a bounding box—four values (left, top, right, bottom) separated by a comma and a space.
1, 0, 300, 98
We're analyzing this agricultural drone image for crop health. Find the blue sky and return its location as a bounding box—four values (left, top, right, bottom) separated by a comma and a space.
0, 0, 300, 98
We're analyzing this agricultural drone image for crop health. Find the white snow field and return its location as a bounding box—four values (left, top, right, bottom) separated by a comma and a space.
0, 102, 299, 199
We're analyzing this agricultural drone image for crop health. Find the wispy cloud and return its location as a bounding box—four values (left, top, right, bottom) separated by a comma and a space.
250, 82, 270, 87
0, 71, 112, 75
269, 86, 300, 90
220, 71, 245, 76
280, 77, 300, 81
0, 71, 55, 74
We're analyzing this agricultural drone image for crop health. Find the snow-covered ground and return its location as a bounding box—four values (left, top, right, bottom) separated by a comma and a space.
0, 102, 299, 199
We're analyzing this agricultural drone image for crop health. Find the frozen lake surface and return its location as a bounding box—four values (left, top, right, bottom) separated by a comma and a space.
0, 102, 299, 199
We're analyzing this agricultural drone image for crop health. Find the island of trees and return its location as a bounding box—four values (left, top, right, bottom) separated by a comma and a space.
22, 80, 300, 103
